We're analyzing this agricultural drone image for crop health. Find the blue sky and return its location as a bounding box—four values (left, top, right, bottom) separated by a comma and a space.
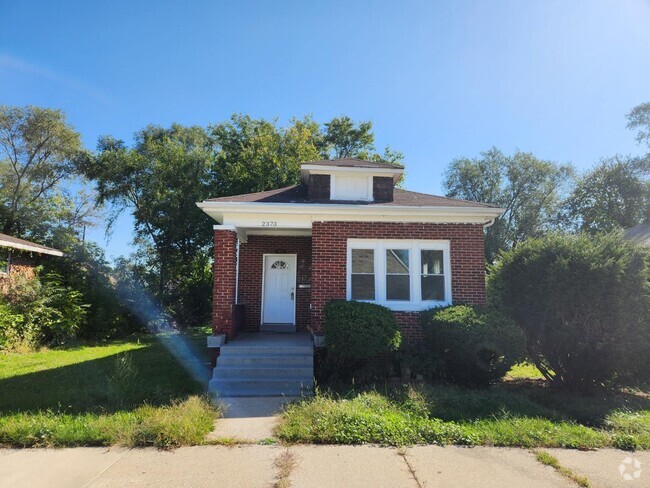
2, 0, 649, 260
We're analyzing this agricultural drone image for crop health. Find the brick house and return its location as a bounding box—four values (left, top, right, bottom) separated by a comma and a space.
0, 233, 64, 294
198, 159, 503, 396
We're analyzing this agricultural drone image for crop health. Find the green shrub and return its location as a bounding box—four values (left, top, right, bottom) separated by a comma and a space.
397, 341, 442, 381
421, 305, 525, 387
0, 271, 86, 350
324, 301, 401, 380
325, 301, 401, 360
489, 233, 650, 390
0, 302, 27, 350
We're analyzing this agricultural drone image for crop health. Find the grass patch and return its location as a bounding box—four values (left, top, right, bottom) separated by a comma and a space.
0, 396, 217, 448
535, 450, 591, 487
0, 329, 219, 447
0, 333, 211, 413
278, 392, 474, 446
277, 385, 650, 449
506, 362, 544, 380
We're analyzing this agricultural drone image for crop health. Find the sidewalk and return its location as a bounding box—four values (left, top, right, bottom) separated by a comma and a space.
0, 445, 647, 488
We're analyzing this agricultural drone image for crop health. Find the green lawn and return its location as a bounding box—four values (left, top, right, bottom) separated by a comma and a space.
0, 329, 218, 447
505, 362, 545, 380
278, 374, 650, 449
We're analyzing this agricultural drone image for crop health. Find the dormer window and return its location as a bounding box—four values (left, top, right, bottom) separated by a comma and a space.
331, 174, 373, 201
300, 158, 404, 203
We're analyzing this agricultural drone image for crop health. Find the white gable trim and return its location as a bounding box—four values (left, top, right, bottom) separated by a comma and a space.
198, 201, 504, 230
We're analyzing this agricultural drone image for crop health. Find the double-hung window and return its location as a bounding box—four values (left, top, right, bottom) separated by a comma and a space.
350, 249, 375, 300
0, 249, 10, 275
347, 239, 451, 311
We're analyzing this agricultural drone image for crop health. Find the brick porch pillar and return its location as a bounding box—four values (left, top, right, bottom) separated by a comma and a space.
212, 226, 238, 340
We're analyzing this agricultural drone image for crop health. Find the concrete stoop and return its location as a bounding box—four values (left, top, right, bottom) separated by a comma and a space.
208, 333, 314, 397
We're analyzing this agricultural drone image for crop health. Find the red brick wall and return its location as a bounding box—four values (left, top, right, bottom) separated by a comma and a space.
311, 221, 486, 341
212, 229, 238, 338
0, 253, 39, 295
237, 235, 312, 332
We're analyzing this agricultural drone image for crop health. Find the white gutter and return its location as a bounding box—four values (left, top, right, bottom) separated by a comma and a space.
197, 201, 505, 218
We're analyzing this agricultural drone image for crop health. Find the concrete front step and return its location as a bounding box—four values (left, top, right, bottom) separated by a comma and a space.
219, 345, 314, 356
209, 333, 315, 398
209, 377, 313, 397
213, 366, 314, 378
217, 354, 313, 367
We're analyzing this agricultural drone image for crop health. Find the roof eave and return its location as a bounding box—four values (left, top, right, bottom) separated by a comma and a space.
0, 240, 64, 257
197, 200, 504, 218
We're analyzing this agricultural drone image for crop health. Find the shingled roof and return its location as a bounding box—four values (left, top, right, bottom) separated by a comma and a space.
303, 158, 404, 170
205, 184, 498, 208
0, 233, 64, 256
625, 223, 650, 247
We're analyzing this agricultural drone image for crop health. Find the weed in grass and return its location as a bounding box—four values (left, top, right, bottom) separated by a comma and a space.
534, 450, 591, 487
108, 353, 142, 408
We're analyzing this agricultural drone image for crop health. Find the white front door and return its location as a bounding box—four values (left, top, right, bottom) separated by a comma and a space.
261, 254, 297, 330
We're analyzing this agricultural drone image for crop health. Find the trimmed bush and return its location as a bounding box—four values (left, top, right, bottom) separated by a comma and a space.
324, 301, 401, 380
421, 305, 525, 387
325, 301, 401, 360
489, 233, 650, 390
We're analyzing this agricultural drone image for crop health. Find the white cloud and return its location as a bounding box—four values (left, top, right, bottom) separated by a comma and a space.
0, 52, 112, 107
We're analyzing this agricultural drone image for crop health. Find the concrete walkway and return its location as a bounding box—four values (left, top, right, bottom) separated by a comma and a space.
207, 396, 296, 441
0, 446, 647, 488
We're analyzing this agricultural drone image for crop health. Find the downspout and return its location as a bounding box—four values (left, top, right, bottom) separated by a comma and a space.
235, 238, 240, 304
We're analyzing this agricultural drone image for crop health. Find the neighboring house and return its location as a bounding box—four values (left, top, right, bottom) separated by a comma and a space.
0, 233, 64, 293
197, 159, 504, 396
624, 218, 650, 247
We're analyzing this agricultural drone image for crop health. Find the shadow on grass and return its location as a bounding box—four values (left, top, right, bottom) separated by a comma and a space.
0, 334, 212, 415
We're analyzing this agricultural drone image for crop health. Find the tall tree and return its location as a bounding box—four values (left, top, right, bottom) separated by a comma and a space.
564, 156, 650, 233
209, 115, 322, 196
627, 102, 650, 150
78, 124, 215, 318
0, 106, 83, 236
322, 116, 375, 159
443, 147, 573, 262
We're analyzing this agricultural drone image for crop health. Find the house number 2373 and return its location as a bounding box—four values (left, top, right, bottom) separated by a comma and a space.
262, 221, 277, 227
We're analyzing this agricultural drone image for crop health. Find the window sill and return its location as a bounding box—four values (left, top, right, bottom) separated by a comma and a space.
350, 299, 450, 312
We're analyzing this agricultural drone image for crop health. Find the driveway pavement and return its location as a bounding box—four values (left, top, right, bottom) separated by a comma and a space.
0, 445, 646, 487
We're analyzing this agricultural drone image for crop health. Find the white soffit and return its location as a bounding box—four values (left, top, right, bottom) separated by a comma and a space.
198, 201, 504, 227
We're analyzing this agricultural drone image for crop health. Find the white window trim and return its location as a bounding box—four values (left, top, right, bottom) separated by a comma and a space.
330, 174, 373, 201
346, 239, 452, 311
